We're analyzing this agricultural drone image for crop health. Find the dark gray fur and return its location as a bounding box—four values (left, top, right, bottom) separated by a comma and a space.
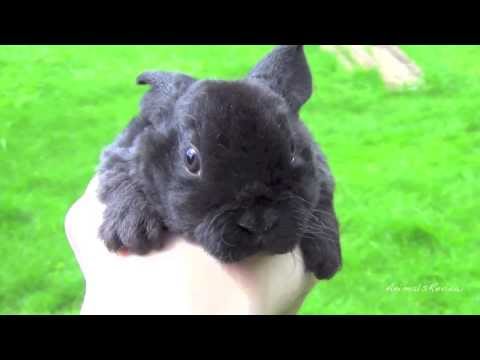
96, 45, 342, 279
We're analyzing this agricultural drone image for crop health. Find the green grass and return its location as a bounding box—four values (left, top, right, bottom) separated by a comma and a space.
0, 45, 479, 314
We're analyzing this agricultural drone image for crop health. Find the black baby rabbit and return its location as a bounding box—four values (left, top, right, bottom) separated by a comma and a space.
97, 45, 341, 280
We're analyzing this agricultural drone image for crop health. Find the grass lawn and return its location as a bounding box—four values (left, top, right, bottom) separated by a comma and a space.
0, 45, 479, 314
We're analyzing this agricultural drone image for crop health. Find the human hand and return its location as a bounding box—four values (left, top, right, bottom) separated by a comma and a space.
65, 176, 317, 315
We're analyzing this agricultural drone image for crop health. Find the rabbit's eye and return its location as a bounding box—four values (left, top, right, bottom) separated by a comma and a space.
185, 147, 201, 174
290, 143, 296, 163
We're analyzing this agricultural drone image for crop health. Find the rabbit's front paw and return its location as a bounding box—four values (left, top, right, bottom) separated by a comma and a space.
99, 204, 167, 255
300, 236, 341, 280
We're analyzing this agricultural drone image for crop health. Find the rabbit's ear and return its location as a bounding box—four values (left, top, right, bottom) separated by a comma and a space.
137, 71, 196, 121
247, 45, 312, 113
137, 71, 194, 93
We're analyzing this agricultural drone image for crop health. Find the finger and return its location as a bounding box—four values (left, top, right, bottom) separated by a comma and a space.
64, 196, 89, 271
220, 245, 317, 314
65, 198, 80, 253
283, 273, 317, 314
64, 176, 109, 273
83, 175, 100, 199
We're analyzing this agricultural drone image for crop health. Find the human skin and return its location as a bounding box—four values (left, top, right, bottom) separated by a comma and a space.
64, 176, 318, 315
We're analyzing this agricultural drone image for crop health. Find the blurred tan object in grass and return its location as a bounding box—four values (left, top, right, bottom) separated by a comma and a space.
320, 45, 423, 90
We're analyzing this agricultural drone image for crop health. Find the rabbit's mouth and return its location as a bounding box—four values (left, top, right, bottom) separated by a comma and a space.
209, 242, 261, 264
209, 229, 299, 264
192, 203, 303, 264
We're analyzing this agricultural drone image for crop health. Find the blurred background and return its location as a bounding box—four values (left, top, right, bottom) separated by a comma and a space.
0, 45, 478, 314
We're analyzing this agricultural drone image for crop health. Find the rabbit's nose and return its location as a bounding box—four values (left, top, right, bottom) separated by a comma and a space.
237, 208, 278, 234
237, 211, 257, 234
